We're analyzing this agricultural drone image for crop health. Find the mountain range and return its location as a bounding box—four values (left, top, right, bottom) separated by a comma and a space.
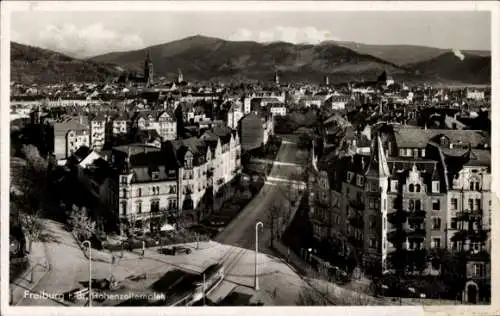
11, 35, 491, 85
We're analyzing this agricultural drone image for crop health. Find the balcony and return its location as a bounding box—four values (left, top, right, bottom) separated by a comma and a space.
407, 210, 426, 224
387, 229, 407, 245
349, 199, 365, 211
453, 229, 488, 242
456, 210, 482, 222
387, 209, 408, 224
406, 227, 426, 239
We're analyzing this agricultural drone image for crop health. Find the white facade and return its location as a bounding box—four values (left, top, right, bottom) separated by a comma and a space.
466, 90, 485, 101
270, 106, 287, 117
118, 174, 178, 234
90, 119, 106, 151
66, 129, 90, 158
227, 108, 244, 130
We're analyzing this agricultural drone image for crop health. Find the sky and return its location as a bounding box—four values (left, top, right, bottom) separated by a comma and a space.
11, 11, 491, 58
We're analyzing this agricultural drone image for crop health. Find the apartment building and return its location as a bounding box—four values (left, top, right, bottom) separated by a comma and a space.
89, 113, 106, 151
310, 125, 490, 280
113, 144, 179, 235
53, 116, 90, 159
226, 103, 244, 130
239, 112, 274, 151
132, 110, 177, 141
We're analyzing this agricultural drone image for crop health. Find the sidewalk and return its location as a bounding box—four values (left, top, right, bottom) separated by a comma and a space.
10, 240, 51, 305
271, 239, 385, 305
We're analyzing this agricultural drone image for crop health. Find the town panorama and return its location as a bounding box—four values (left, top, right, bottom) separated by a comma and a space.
8, 12, 492, 307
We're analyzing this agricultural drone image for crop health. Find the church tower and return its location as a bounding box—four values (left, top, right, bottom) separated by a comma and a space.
144, 49, 154, 87
274, 71, 280, 86
177, 68, 184, 83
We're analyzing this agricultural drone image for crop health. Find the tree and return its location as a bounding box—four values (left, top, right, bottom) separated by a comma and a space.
268, 203, 284, 248
11, 145, 49, 252
69, 206, 96, 241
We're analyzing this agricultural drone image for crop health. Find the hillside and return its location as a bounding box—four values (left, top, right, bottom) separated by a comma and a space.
11, 42, 121, 84
90, 35, 406, 84
407, 52, 491, 84
334, 41, 491, 66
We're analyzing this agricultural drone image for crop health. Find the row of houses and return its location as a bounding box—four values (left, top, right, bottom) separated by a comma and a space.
309, 125, 490, 298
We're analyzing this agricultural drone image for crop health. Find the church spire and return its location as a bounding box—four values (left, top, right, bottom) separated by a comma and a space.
144, 49, 154, 87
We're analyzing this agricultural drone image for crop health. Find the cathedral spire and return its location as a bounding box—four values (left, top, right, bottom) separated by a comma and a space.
144, 49, 154, 87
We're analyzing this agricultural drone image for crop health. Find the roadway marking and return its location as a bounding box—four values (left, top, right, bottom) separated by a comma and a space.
250, 158, 301, 167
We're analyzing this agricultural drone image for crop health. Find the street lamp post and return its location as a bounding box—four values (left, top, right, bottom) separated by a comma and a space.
255, 221, 264, 291
82, 240, 92, 307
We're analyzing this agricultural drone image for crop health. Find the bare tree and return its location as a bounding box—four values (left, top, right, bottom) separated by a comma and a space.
268, 203, 284, 248
69, 206, 96, 241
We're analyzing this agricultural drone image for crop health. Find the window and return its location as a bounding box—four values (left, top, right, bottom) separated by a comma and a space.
138, 188, 142, 197
432, 238, 441, 249
346, 172, 353, 182
136, 201, 142, 214
432, 181, 440, 193
432, 199, 440, 211
169, 185, 177, 194
469, 181, 474, 191
475, 199, 481, 211
406, 149, 412, 157
413, 149, 419, 158
369, 238, 377, 249
432, 217, 441, 230
415, 184, 421, 193
152, 171, 160, 180
168, 199, 177, 209
421, 149, 426, 157
473, 263, 485, 278
468, 199, 474, 211
369, 198, 375, 209
391, 180, 398, 192
450, 217, 457, 229
475, 182, 480, 191
120, 176, 128, 184
409, 199, 415, 211
415, 200, 421, 211
122, 189, 127, 198
451, 198, 458, 210
409, 184, 415, 192
356, 175, 364, 187
121, 202, 127, 215
369, 215, 376, 230
151, 200, 160, 213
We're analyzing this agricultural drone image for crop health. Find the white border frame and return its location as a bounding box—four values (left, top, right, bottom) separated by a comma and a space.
1, 2, 499, 316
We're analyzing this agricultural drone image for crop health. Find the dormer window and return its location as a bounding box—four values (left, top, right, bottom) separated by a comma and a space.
432, 181, 440, 193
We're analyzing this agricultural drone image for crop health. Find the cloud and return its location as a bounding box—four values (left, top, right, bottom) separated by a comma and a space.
452, 48, 465, 61
229, 26, 339, 45
16, 23, 144, 58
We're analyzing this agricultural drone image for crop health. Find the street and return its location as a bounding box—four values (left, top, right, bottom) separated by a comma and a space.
215, 134, 307, 252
